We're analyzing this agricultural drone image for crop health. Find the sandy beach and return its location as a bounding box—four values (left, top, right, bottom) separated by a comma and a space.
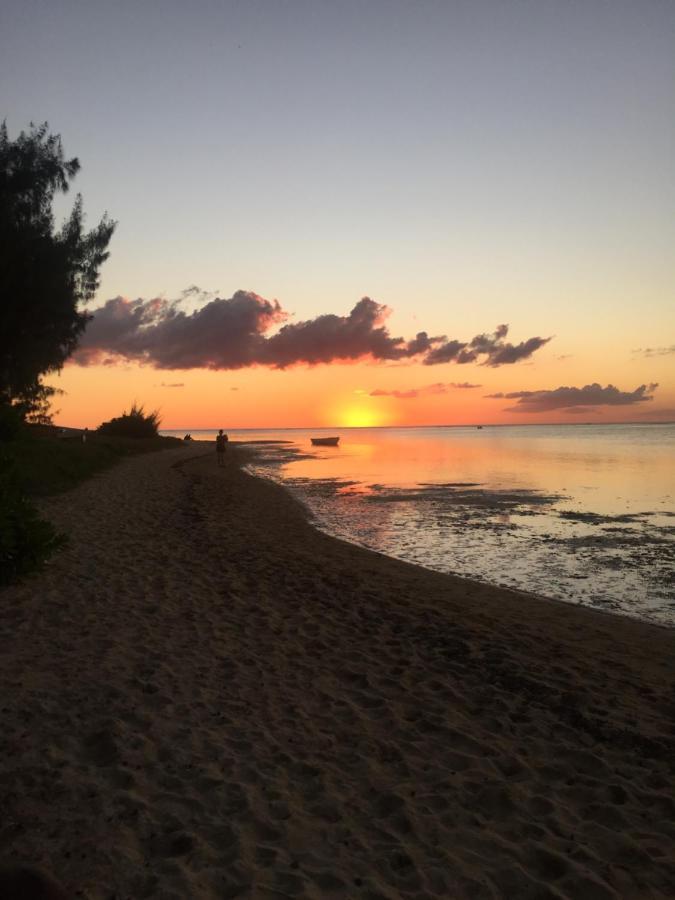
1, 442, 673, 899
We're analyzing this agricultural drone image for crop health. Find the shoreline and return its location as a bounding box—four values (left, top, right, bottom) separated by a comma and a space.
245, 458, 675, 634
241, 445, 674, 631
235, 443, 674, 642
1, 443, 673, 898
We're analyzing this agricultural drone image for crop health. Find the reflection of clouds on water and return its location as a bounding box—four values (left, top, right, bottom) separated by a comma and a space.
243, 431, 675, 627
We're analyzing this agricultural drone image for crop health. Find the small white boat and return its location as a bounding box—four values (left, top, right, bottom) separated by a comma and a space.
311, 436, 340, 446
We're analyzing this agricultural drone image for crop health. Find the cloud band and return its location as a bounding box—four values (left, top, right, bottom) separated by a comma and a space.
72, 291, 550, 371
486, 382, 659, 413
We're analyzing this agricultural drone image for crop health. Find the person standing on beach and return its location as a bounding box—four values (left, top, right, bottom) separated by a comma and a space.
216, 429, 228, 467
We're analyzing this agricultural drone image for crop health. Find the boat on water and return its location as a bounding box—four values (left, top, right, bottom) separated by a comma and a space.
311, 436, 340, 446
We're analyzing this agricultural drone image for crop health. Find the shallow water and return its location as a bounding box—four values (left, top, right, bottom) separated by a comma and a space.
164, 425, 675, 626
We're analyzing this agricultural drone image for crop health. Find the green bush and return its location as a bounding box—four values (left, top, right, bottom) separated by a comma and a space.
0, 457, 64, 586
98, 403, 160, 438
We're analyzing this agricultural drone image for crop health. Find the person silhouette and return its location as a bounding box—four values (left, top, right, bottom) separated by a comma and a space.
215, 429, 228, 466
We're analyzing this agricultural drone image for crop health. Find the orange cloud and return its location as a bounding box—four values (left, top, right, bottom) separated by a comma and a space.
370, 382, 481, 399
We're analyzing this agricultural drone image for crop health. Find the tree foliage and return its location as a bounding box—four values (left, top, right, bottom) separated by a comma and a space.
98, 403, 161, 438
0, 121, 116, 419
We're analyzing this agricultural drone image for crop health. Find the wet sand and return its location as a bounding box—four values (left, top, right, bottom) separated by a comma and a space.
1, 443, 673, 898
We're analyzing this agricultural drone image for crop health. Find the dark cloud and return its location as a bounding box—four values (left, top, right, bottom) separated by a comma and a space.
424, 324, 550, 367
259, 297, 417, 367
486, 382, 658, 413
370, 381, 481, 399
73, 291, 286, 369
633, 346, 675, 358
72, 291, 549, 371
484, 335, 551, 366
404, 331, 444, 356
422, 340, 467, 365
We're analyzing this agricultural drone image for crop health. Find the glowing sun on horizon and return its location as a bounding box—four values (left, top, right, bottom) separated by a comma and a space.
338, 405, 387, 428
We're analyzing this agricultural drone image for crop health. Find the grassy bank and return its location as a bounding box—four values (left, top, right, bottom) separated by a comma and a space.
1, 431, 182, 586
3, 431, 183, 497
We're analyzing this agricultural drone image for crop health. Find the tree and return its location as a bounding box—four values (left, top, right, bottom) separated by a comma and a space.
0, 122, 115, 422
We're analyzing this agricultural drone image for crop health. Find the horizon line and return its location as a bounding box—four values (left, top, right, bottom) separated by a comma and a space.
155, 420, 675, 431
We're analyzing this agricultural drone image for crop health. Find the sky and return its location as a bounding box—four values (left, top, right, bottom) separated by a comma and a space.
1, 0, 674, 427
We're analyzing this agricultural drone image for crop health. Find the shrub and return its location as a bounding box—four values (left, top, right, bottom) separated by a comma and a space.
98, 403, 160, 439
0, 457, 64, 586
0, 402, 25, 441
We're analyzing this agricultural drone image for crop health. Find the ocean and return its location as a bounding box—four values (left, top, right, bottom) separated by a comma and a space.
163, 424, 675, 626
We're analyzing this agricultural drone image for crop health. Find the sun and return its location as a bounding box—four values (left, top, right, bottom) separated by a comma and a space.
339, 405, 384, 428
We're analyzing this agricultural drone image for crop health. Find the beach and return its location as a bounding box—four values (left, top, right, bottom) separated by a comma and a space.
1, 442, 673, 898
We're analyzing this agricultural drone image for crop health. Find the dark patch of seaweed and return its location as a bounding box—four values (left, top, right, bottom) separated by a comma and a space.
366, 483, 564, 510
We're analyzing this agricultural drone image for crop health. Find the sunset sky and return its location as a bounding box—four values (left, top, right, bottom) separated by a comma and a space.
1, 0, 673, 427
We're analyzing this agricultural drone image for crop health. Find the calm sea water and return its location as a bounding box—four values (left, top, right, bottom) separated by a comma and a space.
164, 425, 675, 626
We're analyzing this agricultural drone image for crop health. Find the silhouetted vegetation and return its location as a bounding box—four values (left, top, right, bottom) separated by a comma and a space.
0, 401, 25, 441
0, 121, 115, 423
1, 429, 180, 584
98, 403, 161, 439
0, 122, 116, 585
7, 430, 180, 497
0, 455, 64, 587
